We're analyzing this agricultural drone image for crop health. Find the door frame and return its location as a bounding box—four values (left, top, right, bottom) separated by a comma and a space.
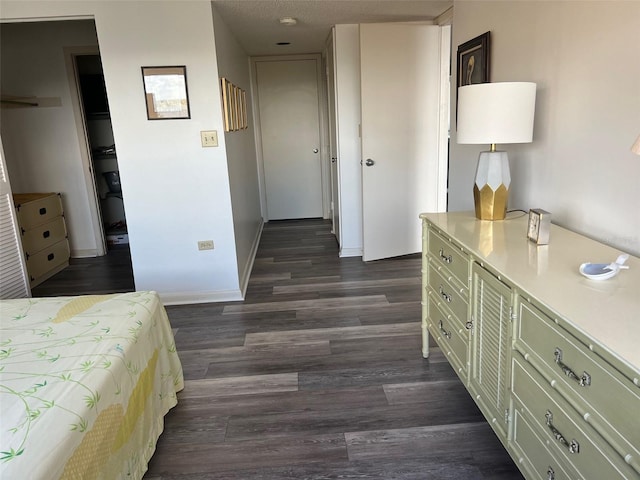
250, 54, 330, 221
63, 45, 107, 256
323, 31, 340, 243
436, 24, 451, 212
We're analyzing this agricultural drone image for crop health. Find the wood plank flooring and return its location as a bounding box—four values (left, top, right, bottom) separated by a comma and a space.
33, 219, 523, 479
146, 219, 522, 479
31, 244, 134, 297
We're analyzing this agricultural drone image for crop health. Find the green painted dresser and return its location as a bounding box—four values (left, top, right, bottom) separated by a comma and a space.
421, 212, 640, 480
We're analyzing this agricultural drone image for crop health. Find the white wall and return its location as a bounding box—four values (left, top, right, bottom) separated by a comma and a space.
450, 1, 640, 256
333, 24, 363, 257
1, 1, 243, 303
0, 21, 100, 256
211, 5, 263, 294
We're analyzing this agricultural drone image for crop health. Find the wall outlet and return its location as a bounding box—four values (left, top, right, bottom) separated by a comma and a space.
198, 240, 214, 250
200, 130, 218, 147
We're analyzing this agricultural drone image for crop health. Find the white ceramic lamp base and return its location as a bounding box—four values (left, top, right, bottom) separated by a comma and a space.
473, 151, 510, 220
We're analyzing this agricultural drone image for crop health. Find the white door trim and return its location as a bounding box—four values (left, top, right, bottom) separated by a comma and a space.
63, 46, 106, 256
437, 25, 451, 211
324, 31, 341, 242
249, 54, 330, 221
317, 54, 331, 220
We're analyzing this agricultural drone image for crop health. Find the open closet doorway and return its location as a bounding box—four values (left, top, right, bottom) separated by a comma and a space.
1, 20, 134, 297
74, 54, 129, 253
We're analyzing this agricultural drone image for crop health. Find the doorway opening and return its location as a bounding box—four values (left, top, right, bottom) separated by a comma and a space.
251, 54, 329, 222
1, 19, 135, 296
74, 54, 129, 253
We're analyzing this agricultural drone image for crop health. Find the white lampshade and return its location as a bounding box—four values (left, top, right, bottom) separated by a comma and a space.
457, 82, 537, 145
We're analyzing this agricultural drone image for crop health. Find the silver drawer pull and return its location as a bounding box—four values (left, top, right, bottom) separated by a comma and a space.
438, 248, 452, 264
554, 348, 591, 387
547, 466, 555, 480
545, 410, 580, 454
439, 285, 452, 303
438, 319, 451, 339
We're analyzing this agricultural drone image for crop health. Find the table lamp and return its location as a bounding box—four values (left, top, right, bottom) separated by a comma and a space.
457, 82, 537, 220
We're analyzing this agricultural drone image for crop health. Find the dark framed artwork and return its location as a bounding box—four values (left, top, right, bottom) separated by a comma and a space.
457, 32, 490, 88
142, 66, 190, 120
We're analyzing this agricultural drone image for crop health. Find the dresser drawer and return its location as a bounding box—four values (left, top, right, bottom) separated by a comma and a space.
427, 296, 469, 380
511, 408, 577, 480
14, 193, 63, 230
427, 228, 469, 287
427, 262, 469, 324
515, 299, 640, 472
26, 238, 70, 284
20, 216, 67, 257
511, 356, 637, 479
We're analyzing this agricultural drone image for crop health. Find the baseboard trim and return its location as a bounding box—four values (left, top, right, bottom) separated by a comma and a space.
339, 247, 363, 258
71, 249, 98, 258
238, 219, 264, 299
150, 221, 264, 306
159, 289, 243, 306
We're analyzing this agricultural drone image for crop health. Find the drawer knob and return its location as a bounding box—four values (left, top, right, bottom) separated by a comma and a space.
43, 230, 51, 239
39, 207, 47, 215
439, 285, 452, 303
438, 319, 452, 339
554, 348, 591, 387
547, 466, 555, 480
545, 410, 580, 454
438, 248, 453, 264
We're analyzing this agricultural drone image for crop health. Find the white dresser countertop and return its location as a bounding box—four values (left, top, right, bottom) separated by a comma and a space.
420, 212, 640, 377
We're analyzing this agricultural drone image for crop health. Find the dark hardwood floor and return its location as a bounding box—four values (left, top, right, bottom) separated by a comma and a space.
31, 244, 134, 297
34, 219, 522, 479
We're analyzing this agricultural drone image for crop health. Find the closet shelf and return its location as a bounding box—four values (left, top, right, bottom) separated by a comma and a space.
1, 97, 38, 107
1, 95, 62, 109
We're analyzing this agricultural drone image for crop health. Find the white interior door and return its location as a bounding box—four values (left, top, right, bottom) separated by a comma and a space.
0, 135, 30, 299
255, 58, 323, 220
360, 23, 444, 261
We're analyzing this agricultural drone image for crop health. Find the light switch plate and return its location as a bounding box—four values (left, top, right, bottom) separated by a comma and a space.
200, 130, 218, 147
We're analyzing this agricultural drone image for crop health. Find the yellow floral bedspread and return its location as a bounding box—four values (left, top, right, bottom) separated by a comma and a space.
0, 291, 184, 479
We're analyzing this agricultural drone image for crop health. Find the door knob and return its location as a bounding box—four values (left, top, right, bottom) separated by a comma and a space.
313, 148, 319, 153
331, 157, 337, 163
365, 159, 375, 166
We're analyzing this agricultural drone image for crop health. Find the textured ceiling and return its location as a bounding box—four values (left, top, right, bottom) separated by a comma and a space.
211, 0, 452, 56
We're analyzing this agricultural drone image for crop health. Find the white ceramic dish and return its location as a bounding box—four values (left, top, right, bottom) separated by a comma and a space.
579, 254, 629, 281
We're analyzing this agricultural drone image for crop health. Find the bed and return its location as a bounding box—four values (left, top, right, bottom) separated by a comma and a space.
0, 291, 184, 479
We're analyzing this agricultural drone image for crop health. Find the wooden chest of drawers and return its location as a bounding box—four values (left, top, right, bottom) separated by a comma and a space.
13, 193, 70, 287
